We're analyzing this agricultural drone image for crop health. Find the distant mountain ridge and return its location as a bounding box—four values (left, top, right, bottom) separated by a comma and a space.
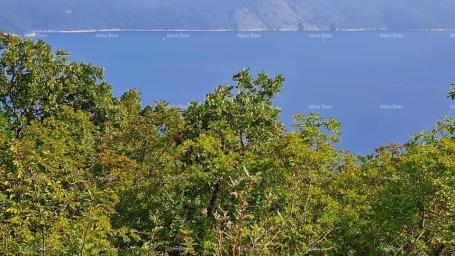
2, 0, 455, 34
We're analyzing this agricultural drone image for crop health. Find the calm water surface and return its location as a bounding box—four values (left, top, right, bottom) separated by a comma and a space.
39, 31, 455, 154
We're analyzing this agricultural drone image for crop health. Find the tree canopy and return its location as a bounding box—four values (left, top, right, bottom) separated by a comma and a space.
1, 33, 454, 255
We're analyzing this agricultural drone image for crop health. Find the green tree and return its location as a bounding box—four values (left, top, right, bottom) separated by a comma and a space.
0, 33, 117, 255
1, 108, 118, 255
1, 32, 455, 255
333, 117, 455, 255
0, 33, 113, 137
449, 84, 455, 99
113, 70, 349, 255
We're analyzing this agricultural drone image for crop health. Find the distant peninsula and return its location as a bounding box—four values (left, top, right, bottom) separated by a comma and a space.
1, 0, 455, 34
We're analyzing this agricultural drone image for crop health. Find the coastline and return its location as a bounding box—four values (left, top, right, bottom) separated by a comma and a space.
28, 27, 455, 35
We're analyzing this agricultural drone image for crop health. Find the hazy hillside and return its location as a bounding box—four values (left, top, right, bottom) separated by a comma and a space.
1, 0, 455, 34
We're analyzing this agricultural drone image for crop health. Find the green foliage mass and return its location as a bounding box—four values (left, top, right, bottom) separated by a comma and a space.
1, 33, 455, 255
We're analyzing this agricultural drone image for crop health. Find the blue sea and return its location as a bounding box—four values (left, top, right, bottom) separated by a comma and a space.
38, 31, 455, 154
